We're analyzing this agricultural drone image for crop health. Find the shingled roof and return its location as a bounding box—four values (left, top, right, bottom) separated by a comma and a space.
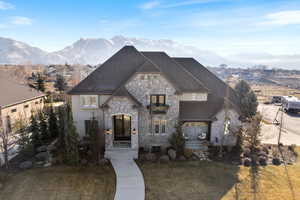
68, 46, 240, 120
0, 74, 45, 108
68, 46, 208, 95
173, 57, 240, 107
179, 94, 224, 121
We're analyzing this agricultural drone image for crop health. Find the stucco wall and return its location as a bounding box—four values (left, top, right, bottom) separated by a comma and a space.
1, 97, 44, 133
71, 95, 109, 141
210, 109, 241, 146
125, 73, 179, 149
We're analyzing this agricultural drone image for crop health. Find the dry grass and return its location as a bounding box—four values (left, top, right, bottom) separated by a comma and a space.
140, 147, 300, 200
0, 165, 116, 200
251, 84, 300, 102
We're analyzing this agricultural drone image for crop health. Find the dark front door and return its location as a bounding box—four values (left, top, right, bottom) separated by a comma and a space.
113, 115, 131, 141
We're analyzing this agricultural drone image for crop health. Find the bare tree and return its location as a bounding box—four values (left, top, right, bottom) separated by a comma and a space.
0, 115, 17, 169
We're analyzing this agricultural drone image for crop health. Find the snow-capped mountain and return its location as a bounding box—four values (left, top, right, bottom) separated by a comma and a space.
0, 37, 47, 64
0, 36, 227, 66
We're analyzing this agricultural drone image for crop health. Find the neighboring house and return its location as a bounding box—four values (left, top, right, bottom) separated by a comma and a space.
0, 74, 46, 134
68, 46, 241, 159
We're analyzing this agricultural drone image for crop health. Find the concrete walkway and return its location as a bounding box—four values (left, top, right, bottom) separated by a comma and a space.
110, 152, 145, 200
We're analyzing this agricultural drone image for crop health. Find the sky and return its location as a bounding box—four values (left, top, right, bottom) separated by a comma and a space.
0, 0, 300, 59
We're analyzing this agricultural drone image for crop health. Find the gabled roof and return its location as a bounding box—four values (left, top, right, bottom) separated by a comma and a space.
179, 94, 224, 121
141, 52, 209, 93
68, 46, 146, 95
102, 86, 142, 107
0, 74, 45, 108
173, 57, 240, 108
68, 46, 209, 95
136, 60, 161, 73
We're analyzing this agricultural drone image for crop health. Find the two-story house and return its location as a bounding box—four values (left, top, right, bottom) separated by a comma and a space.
68, 46, 241, 159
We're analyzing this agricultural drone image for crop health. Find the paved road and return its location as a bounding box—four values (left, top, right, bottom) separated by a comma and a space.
110, 151, 145, 200
258, 104, 300, 145
259, 104, 300, 136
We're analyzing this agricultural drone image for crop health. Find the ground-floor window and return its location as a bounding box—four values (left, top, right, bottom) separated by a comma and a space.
152, 119, 167, 134
84, 120, 99, 135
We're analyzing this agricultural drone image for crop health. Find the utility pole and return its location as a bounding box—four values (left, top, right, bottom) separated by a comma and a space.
277, 105, 284, 145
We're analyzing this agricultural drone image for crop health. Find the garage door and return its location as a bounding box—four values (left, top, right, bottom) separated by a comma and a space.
182, 122, 209, 140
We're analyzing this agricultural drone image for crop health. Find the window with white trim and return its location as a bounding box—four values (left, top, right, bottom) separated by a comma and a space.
152, 119, 167, 134
80, 95, 98, 108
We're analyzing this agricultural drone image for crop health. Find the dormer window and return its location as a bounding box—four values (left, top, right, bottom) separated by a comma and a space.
80, 95, 98, 108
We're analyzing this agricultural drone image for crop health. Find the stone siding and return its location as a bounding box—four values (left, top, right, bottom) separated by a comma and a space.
104, 97, 139, 149
125, 73, 179, 150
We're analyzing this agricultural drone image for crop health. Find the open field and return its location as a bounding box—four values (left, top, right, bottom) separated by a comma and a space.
139, 147, 300, 200
0, 165, 116, 200
251, 84, 300, 103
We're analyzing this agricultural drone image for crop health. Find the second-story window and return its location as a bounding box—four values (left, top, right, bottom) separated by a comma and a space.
150, 95, 166, 105
81, 95, 98, 108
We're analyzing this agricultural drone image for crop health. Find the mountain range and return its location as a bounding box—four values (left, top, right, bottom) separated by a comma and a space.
0, 36, 299, 69
0, 36, 227, 66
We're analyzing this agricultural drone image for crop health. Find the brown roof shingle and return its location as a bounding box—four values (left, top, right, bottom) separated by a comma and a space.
0, 74, 45, 107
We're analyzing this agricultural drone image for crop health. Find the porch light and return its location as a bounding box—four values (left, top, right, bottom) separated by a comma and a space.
106, 129, 112, 135
132, 128, 137, 135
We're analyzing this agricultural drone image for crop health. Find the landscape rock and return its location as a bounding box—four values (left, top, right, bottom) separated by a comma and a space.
243, 158, 251, 167
0, 183, 3, 190
36, 145, 47, 153
35, 152, 49, 161
167, 149, 177, 160
145, 153, 156, 162
99, 158, 109, 165
43, 162, 52, 167
19, 161, 33, 169
35, 161, 45, 166
178, 155, 186, 161
159, 155, 170, 162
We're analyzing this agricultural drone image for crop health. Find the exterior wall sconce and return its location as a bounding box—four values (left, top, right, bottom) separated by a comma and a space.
106, 129, 112, 135
132, 128, 137, 135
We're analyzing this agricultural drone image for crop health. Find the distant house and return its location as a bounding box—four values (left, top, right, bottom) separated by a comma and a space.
0, 74, 46, 134
68, 46, 241, 159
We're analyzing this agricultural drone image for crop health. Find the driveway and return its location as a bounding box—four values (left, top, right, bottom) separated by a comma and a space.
258, 104, 300, 145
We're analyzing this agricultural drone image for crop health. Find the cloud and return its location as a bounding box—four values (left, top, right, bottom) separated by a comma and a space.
140, 0, 227, 10
140, 1, 160, 10
163, 0, 225, 8
261, 10, 300, 26
0, 1, 14, 10
11, 16, 33, 25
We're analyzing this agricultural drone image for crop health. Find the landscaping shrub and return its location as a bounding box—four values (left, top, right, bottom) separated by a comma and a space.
259, 156, 267, 166
272, 157, 281, 165
169, 123, 185, 156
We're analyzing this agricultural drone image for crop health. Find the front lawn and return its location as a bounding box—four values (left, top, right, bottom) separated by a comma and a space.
139, 147, 300, 200
0, 165, 116, 200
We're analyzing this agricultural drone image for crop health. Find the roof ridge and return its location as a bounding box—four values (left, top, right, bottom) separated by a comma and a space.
164, 53, 210, 93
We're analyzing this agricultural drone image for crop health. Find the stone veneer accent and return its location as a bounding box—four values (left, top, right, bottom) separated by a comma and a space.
104, 97, 139, 149
125, 73, 179, 150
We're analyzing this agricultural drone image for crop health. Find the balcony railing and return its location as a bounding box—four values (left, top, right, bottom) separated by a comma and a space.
147, 104, 169, 114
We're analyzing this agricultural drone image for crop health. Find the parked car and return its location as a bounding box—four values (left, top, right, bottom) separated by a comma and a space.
271, 96, 282, 104
281, 96, 300, 113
